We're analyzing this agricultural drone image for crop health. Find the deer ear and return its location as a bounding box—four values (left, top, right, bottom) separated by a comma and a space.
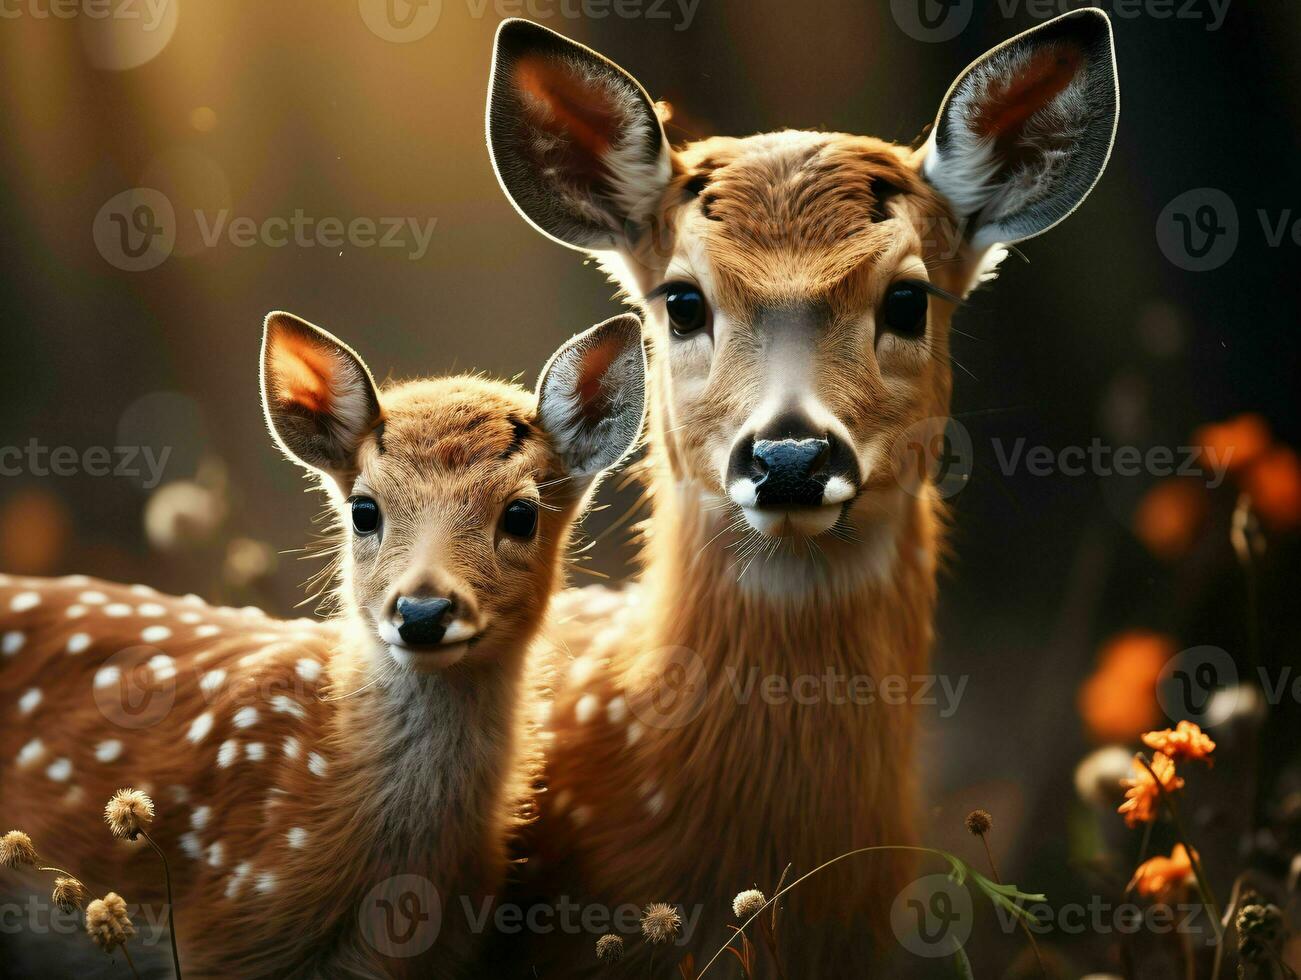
922, 8, 1118, 250
535, 314, 646, 479
487, 18, 672, 253
260, 311, 382, 478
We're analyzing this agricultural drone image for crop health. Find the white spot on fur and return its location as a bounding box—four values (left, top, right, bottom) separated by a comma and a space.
46, 758, 72, 782
66, 632, 91, 655
104, 603, 132, 617
18, 688, 42, 715
10, 592, 40, 612
191, 806, 211, 830
178, 832, 202, 860
168, 785, 189, 804
207, 841, 225, 867
606, 696, 628, 725
17, 738, 43, 767
245, 742, 266, 761
283, 736, 301, 759
2, 631, 23, 656
626, 721, 645, 746
141, 625, 172, 644
148, 654, 176, 681
574, 693, 600, 725
232, 706, 259, 729
200, 670, 226, 697
94, 665, 121, 688
137, 602, 166, 617
195, 624, 220, 638
187, 712, 214, 743
255, 872, 277, 894
295, 658, 321, 682
217, 740, 239, 768
286, 827, 307, 849
95, 740, 123, 763
226, 862, 250, 898
270, 695, 305, 719
80, 590, 107, 605
646, 790, 666, 816
65, 604, 87, 619
568, 656, 598, 687
571, 805, 592, 828
178, 611, 202, 624
130, 584, 155, 596
307, 752, 328, 777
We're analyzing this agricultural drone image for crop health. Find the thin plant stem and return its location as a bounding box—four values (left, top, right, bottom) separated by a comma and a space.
139, 830, 183, 980
977, 832, 1047, 979
121, 944, 142, 980
36, 865, 77, 877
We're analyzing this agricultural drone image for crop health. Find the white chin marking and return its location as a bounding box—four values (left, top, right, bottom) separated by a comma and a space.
387, 643, 469, 672
740, 504, 841, 538
822, 475, 856, 505
727, 479, 758, 509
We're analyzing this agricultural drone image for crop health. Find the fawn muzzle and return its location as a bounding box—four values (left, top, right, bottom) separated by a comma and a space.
395, 596, 455, 647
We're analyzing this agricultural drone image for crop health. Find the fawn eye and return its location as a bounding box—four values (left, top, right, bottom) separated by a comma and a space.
350, 496, 380, 536
501, 499, 538, 540
664, 284, 710, 338
880, 282, 929, 339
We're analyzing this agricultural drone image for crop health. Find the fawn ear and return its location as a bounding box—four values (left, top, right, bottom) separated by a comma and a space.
922, 8, 1118, 249
260, 311, 382, 478
535, 313, 645, 479
487, 18, 672, 253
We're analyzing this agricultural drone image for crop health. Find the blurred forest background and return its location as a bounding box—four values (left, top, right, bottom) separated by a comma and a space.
1, 1, 1299, 973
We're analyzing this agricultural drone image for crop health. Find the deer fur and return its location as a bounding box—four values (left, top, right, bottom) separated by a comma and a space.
0, 311, 645, 977
486, 11, 1118, 974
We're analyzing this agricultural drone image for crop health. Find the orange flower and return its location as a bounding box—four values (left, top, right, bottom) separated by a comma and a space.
1078, 632, 1172, 743
1129, 844, 1197, 900
1242, 446, 1301, 532
1142, 721, 1215, 765
1194, 414, 1271, 475
1118, 752, 1184, 828
1132, 479, 1208, 561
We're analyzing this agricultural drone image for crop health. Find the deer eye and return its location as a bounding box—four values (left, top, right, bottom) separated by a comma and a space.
501, 499, 538, 539
880, 282, 929, 339
664, 284, 710, 338
349, 496, 380, 536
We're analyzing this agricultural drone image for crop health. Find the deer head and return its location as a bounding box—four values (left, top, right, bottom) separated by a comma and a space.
487, 12, 1118, 554
260, 310, 645, 672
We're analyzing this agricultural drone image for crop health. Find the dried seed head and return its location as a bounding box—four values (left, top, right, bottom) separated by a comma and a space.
965, 809, 993, 836
595, 933, 626, 964
640, 903, 682, 945
85, 892, 136, 953
732, 888, 767, 921
104, 789, 155, 840
0, 830, 38, 868
52, 876, 88, 913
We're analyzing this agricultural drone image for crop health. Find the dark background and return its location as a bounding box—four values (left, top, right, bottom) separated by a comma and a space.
1, 1, 1298, 973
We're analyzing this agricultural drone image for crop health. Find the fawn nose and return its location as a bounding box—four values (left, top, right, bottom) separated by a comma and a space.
396, 596, 455, 647
727, 413, 859, 509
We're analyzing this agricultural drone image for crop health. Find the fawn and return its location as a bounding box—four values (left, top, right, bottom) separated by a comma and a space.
485, 11, 1119, 973
0, 310, 645, 977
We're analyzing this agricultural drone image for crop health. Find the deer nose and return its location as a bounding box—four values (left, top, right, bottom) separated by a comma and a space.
751, 438, 830, 507
396, 596, 455, 646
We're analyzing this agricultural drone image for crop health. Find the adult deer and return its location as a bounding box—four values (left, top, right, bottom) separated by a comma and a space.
486, 10, 1118, 973
0, 311, 645, 977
